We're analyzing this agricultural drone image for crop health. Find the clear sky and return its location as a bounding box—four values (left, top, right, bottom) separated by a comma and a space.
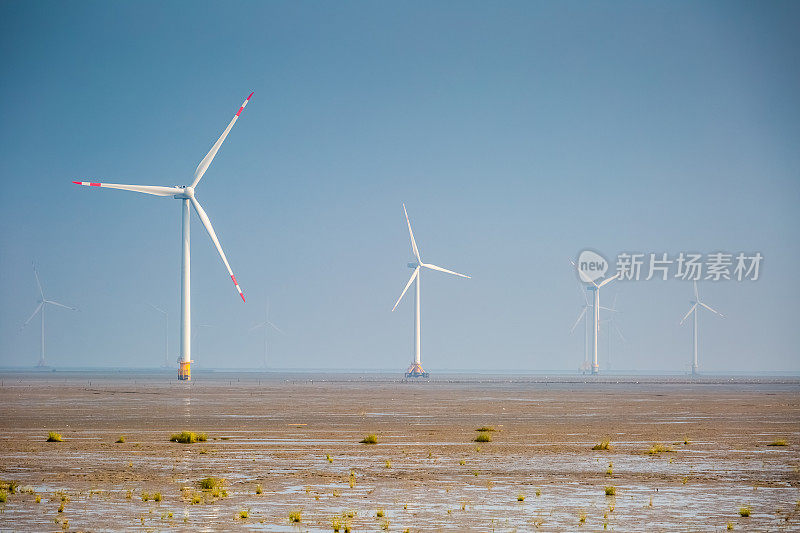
1, 1, 798, 373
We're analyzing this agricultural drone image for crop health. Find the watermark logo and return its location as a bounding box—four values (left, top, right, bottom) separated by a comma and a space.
576, 249, 608, 283
575, 250, 764, 282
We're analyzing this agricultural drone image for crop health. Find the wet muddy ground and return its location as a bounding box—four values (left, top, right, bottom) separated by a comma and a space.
0, 372, 798, 531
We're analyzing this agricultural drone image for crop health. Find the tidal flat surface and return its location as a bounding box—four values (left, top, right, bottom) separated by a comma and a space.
0, 371, 798, 531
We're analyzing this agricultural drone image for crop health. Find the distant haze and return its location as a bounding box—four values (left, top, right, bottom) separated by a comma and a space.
1, 1, 798, 373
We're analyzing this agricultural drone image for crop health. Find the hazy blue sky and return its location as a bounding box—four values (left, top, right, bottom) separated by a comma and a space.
1, 1, 798, 373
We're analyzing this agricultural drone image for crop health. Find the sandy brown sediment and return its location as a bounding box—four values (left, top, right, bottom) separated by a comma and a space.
0, 372, 798, 531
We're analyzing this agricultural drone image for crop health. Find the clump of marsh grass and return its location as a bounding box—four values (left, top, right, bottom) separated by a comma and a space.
459, 459, 466, 466
115, 435, 126, 443
349, 471, 357, 488
517, 493, 525, 501
0, 491, 6, 503
191, 494, 202, 504
578, 511, 587, 523
326, 454, 333, 463
475, 432, 492, 443
476, 426, 496, 432
376, 508, 385, 518
141, 491, 150, 501
535, 488, 541, 497
238, 508, 249, 519
592, 439, 611, 451
170, 431, 207, 444
767, 439, 788, 446
727, 522, 734, 530
198, 477, 223, 490
35, 494, 41, 503
255, 484, 262, 495
385, 460, 392, 469
739, 506, 751, 517
606, 462, 613, 476
46, 432, 63, 442
153, 492, 162, 502
647, 443, 674, 455
605, 486, 616, 496
360, 434, 378, 445
289, 510, 302, 522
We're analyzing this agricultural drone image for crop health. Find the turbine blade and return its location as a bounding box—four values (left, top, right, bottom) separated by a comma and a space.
421, 262, 470, 278
249, 322, 265, 332
33, 265, 44, 299
72, 181, 181, 196
570, 307, 587, 333
44, 300, 77, 311
392, 267, 419, 312
680, 303, 697, 325
698, 302, 724, 318
693, 280, 699, 301
191, 92, 253, 188
597, 273, 620, 288
570, 258, 599, 286
190, 198, 245, 302
266, 320, 283, 334
598, 305, 619, 312
402, 204, 421, 261
21, 302, 43, 329
148, 303, 166, 314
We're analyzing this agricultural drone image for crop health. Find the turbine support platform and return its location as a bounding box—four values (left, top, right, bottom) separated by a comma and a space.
591, 363, 599, 375
178, 361, 192, 381
405, 362, 429, 378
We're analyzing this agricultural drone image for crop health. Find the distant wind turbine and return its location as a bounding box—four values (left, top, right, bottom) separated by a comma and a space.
570, 282, 617, 373
250, 300, 282, 369
392, 204, 470, 378
570, 259, 619, 374
21, 264, 77, 367
74, 93, 253, 380
680, 281, 724, 375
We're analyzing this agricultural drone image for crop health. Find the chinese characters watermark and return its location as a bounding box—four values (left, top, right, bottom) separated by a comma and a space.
577, 251, 763, 282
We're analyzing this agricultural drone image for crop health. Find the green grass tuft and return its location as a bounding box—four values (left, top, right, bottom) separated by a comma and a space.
46, 432, 63, 442
647, 443, 674, 455
517, 493, 525, 501
239, 509, 249, 519
115, 435, 126, 443
170, 431, 207, 444
474, 432, 492, 443
198, 477, 224, 490
592, 439, 611, 451
255, 484, 262, 495
605, 486, 616, 496
289, 510, 302, 522
767, 439, 787, 446
360, 434, 378, 444
476, 426, 496, 432
739, 506, 751, 517
153, 492, 162, 502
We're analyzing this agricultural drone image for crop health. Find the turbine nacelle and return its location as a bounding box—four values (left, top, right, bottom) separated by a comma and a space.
173, 186, 196, 200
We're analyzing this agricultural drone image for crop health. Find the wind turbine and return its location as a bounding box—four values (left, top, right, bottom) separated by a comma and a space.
392, 204, 470, 378
21, 265, 77, 367
570, 283, 618, 373
680, 281, 724, 375
250, 300, 282, 369
74, 93, 252, 380
570, 283, 592, 373
570, 260, 619, 374
148, 304, 170, 369
602, 293, 625, 371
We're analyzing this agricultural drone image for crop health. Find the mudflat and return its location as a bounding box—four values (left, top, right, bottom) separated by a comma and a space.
0, 372, 798, 531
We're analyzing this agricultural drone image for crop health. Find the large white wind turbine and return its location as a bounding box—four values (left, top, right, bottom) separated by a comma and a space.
250, 300, 282, 369
571, 259, 619, 374
74, 93, 253, 380
21, 265, 77, 367
680, 281, 724, 375
392, 204, 470, 378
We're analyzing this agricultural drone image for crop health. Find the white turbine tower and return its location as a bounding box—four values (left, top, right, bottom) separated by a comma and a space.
680, 280, 724, 375
392, 204, 470, 378
571, 259, 618, 374
74, 93, 253, 380
250, 301, 282, 369
570, 283, 618, 373
21, 265, 77, 367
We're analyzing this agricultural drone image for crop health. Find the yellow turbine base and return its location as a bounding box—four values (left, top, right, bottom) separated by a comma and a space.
405, 362, 428, 378
178, 361, 191, 381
